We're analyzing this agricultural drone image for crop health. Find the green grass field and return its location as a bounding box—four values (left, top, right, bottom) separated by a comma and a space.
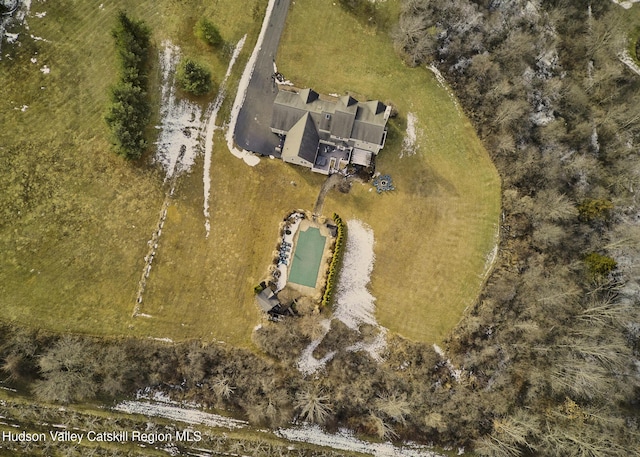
277, 0, 501, 342
0, 0, 499, 346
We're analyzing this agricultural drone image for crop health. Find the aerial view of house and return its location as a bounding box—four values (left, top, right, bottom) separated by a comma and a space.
271, 88, 391, 174
0, 0, 638, 456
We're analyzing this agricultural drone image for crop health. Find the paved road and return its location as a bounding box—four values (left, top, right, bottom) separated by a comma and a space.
234, 0, 290, 157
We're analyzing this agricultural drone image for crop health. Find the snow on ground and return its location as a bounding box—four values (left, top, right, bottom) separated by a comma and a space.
427, 64, 462, 117
154, 41, 204, 180
619, 50, 640, 77
433, 344, 464, 382
14, 0, 31, 23
298, 220, 388, 375
202, 35, 246, 237
346, 327, 387, 363
114, 391, 445, 456
333, 220, 377, 329
114, 401, 248, 430
297, 319, 335, 376
611, 0, 640, 8
4, 32, 19, 43
34, 11, 45, 18
400, 112, 419, 158
225, 0, 283, 167
29, 33, 48, 42
1, 0, 30, 57
277, 424, 445, 457
39, 64, 49, 73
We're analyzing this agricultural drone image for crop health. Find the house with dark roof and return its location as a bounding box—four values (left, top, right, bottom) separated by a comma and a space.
270, 88, 391, 174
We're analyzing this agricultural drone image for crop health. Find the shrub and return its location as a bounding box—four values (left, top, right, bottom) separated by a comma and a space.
321, 214, 346, 307
584, 252, 617, 279
578, 198, 613, 222
177, 58, 213, 96
194, 17, 224, 48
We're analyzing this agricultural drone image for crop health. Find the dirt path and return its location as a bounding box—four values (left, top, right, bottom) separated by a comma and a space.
313, 173, 344, 215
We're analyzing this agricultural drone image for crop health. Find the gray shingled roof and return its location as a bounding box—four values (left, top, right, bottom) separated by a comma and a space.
271, 88, 388, 156
256, 288, 281, 312
282, 113, 319, 164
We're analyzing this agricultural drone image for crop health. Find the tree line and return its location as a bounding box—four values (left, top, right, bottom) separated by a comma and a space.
394, 0, 640, 455
104, 12, 151, 160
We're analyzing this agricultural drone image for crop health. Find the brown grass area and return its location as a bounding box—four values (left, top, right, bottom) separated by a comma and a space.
136, 132, 324, 345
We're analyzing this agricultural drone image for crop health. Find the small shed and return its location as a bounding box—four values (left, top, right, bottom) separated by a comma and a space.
256, 287, 282, 313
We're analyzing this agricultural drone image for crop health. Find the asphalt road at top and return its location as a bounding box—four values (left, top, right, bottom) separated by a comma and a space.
233, 0, 291, 157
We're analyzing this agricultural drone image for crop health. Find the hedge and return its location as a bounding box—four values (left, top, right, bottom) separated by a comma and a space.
321, 214, 346, 308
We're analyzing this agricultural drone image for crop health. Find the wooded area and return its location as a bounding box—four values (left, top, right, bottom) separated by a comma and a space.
395, 0, 640, 454
1, 0, 639, 455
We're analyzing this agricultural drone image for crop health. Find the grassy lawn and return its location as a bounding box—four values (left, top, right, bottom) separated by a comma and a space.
0, 0, 296, 346
277, 0, 501, 343
136, 136, 324, 344
0, 0, 499, 347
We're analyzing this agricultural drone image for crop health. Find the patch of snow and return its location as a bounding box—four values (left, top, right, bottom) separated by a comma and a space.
591, 126, 600, 153
305, 219, 390, 362
277, 424, 444, 457
529, 110, 554, 126
276, 78, 294, 86
427, 64, 462, 117
151, 337, 173, 343
5, 32, 19, 43
202, 35, 246, 237
297, 319, 335, 376
34, 11, 46, 18
114, 401, 248, 430
39, 64, 49, 73
15, 0, 31, 22
154, 42, 204, 179
611, 0, 640, 8
345, 327, 387, 362
619, 49, 640, 77
400, 112, 419, 158
99, 3, 104, 10
433, 344, 464, 382
225, 0, 283, 167
20, 104, 28, 111
137, 313, 152, 318
333, 220, 377, 329
30, 57, 36, 63
29, 34, 49, 42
